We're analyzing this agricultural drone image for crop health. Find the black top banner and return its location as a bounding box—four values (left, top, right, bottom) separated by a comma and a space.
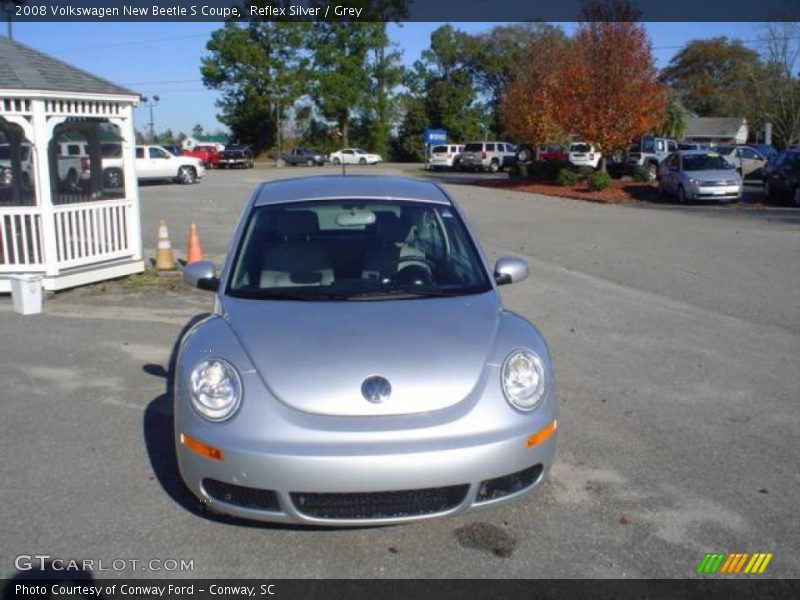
2, 0, 799, 22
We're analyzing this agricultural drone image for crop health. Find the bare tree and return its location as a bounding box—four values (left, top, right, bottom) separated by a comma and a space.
753, 22, 800, 148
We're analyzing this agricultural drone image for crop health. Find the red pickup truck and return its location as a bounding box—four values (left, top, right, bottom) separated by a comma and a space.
181, 145, 219, 168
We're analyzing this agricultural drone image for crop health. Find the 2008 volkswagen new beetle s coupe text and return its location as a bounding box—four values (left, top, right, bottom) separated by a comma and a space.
176, 176, 558, 525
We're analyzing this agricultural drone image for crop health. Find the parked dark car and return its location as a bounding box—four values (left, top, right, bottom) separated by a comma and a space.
763, 150, 800, 205
281, 148, 326, 166
218, 147, 254, 169
748, 144, 777, 163
162, 145, 183, 157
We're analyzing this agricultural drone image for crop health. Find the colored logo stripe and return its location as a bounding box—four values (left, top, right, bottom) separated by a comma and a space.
697, 552, 773, 574
744, 553, 773, 574
697, 553, 726, 574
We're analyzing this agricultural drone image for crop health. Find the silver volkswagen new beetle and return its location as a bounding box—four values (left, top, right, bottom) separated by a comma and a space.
176, 176, 557, 525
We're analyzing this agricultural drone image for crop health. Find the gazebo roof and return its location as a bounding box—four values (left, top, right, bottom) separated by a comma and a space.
0, 37, 138, 98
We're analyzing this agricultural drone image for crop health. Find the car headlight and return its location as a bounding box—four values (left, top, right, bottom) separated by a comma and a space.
501, 348, 546, 411
688, 177, 699, 186
0, 167, 11, 186
189, 359, 242, 421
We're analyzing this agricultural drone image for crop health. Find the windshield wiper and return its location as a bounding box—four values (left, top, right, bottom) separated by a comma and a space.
229, 289, 319, 301
342, 287, 467, 300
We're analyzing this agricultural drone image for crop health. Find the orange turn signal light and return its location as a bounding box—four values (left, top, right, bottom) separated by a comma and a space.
180, 433, 223, 461
525, 419, 558, 449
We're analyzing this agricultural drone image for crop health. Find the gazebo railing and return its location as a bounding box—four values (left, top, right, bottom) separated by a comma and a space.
53, 199, 133, 269
0, 207, 44, 271
1, 199, 135, 273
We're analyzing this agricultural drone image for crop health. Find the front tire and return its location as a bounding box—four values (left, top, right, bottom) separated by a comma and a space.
177, 166, 197, 185
359, 158, 367, 165
104, 168, 124, 189
794, 186, 800, 206
333, 157, 340, 165
489, 160, 500, 173
647, 162, 658, 181
677, 185, 687, 204
307, 159, 314, 167
764, 180, 773, 200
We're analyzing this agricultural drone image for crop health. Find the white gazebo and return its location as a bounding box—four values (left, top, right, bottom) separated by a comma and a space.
0, 37, 144, 292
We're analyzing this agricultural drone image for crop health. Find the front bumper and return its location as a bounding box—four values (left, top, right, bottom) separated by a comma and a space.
689, 184, 741, 200
177, 420, 556, 526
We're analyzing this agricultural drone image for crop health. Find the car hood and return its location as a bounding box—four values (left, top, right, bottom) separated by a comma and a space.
684, 169, 739, 181
221, 291, 500, 416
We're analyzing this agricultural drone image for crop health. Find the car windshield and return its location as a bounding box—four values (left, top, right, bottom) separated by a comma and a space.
463, 143, 483, 152
682, 154, 732, 171
0, 145, 10, 160
431, 145, 447, 153
228, 200, 492, 301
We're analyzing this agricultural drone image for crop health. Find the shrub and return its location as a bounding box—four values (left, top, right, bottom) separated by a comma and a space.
556, 168, 580, 186
632, 165, 652, 182
529, 160, 565, 182
575, 165, 596, 178
588, 170, 612, 191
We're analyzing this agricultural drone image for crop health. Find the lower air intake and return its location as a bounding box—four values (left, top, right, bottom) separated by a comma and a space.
290, 484, 469, 520
202, 478, 280, 512
476, 464, 543, 503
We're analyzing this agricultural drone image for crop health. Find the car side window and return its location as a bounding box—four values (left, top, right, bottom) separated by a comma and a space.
486, 143, 495, 152
149, 148, 166, 159
739, 148, 757, 159
135, 147, 145, 159
667, 140, 677, 152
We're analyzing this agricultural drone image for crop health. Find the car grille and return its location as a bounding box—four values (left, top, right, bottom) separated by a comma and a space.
290, 484, 469, 520
202, 479, 281, 512
700, 180, 737, 186
475, 464, 544, 503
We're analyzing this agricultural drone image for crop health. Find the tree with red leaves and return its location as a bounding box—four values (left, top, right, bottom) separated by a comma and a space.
560, 0, 667, 170
502, 1, 666, 171
500, 28, 571, 152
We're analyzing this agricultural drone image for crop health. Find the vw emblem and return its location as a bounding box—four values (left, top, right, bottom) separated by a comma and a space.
361, 376, 392, 403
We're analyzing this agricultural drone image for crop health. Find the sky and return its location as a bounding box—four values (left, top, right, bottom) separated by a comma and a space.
7, 21, 766, 137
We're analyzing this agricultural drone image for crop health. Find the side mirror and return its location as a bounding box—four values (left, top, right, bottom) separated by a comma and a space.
184, 260, 219, 291
494, 256, 528, 286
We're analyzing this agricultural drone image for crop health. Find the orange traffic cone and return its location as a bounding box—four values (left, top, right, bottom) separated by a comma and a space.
155, 220, 176, 271
186, 221, 204, 264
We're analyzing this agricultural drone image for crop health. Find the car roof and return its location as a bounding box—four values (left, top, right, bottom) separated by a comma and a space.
254, 176, 452, 206
675, 149, 723, 155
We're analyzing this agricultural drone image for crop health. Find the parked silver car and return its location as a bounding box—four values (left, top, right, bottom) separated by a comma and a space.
658, 151, 742, 203
177, 176, 558, 526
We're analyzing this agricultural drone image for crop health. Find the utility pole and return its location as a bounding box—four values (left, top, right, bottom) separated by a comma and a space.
141, 95, 160, 143
275, 97, 282, 167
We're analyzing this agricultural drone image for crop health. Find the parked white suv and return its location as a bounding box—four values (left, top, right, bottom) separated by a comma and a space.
428, 144, 464, 170
459, 141, 517, 172
568, 142, 602, 169
134, 145, 205, 184
0, 143, 34, 190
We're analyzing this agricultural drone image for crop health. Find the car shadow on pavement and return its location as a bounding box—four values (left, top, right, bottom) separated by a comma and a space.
141, 314, 338, 531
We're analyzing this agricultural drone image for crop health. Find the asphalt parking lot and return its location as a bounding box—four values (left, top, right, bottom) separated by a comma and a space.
1, 164, 798, 578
